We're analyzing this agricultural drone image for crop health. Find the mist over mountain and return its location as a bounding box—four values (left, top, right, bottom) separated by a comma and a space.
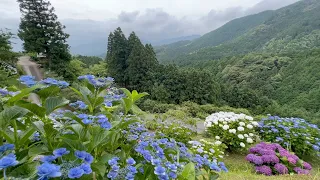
0, 0, 298, 55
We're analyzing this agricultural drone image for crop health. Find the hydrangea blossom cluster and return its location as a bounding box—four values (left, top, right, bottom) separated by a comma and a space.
246, 142, 312, 176
0, 144, 19, 178
149, 119, 197, 144
0, 88, 16, 97
37, 148, 94, 179
104, 87, 126, 107
18, 75, 69, 88
188, 139, 226, 160
77, 113, 112, 129
259, 116, 320, 156
0, 62, 18, 76
78, 74, 114, 87
108, 123, 228, 180
69, 100, 88, 110
204, 112, 259, 150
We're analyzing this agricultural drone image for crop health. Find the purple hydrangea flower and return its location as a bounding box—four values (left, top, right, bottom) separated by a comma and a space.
255, 165, 272, 176
303, 162, 312, 170
293, 167, 310, 174
274, 163, 288, 174
261, 155, 279, 164
246, 154, 263, 165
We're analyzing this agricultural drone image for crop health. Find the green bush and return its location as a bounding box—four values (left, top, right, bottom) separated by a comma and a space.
139, 99, 176, 113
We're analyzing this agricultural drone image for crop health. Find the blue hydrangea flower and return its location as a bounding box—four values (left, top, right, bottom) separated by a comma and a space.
127, 166, 137, 174
53, 148, 70, 157
0, 153, 19, 169
313, 145, 320, 151
75, 151, 87, 159
19, 75, 36, 87
80, 163, 92, 174
82, 119, 93, 125
126, 158, 136, 165
84, 153, 94, 164
107, 170, 118, 179
108, 157, 120, 166
169, 172, 177, 179
68, 167, 84, 179
219, 162, 228, 172
0, 144, 15, 153
209, 163, 221, 172
0, 89, 9, 96
41, 155, 57, 162
77, 114, 88, 119
37, 162, 61, 180
125, 172, 135, 180
154, 165, 166, 176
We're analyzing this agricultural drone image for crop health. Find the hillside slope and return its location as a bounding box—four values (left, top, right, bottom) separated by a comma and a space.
156, 0, 320, 65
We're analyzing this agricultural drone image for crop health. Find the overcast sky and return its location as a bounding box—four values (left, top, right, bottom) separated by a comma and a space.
1, 0, 300, 53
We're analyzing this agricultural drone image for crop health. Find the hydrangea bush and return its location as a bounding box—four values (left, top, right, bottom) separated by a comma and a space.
259, 116, 320, 156
246, 142, 312, 176
0, 75, 228, 179
204, 112, 259, 151
189, 139, 227, 161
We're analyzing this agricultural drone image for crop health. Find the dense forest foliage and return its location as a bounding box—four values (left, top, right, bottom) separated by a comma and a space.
156, 0, 320, 65
106, 28, 217, 104
152, 0, 320, 125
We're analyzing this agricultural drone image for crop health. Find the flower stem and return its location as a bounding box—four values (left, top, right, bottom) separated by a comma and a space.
3, 169, 6, 180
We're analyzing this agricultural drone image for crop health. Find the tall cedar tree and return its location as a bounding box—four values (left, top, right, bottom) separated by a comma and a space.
126, 33, 157, 92
0, 30, 16, 63
106, 28, 128, 86
17, 0, 71, 76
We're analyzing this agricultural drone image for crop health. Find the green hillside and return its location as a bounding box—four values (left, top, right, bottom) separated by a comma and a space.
156, 0, 320, 65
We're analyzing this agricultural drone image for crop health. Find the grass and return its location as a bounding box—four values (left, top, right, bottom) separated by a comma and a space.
219, 154, 320, 180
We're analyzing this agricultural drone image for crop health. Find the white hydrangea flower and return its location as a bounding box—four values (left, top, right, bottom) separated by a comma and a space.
247, 138, 253, 143
244, 134, 249, 138
237, 126, 245, 131
214, 121, 219, 125
219, 155, 224, 158
240, 142, 246, 147
222, 125, 229, 130
249, 133, 254, 137
239, 122, 245, 126
219, 124, 223, 127
215, 141, 222, 145
246, 116, 254, 121
215, 136, 220, 140
229, 129, 236, 134
238, 134, 244, 139
251, 121, 259, 126
223, 121, 228, 125
247, 124, 253, 129
206, 122, 212, 127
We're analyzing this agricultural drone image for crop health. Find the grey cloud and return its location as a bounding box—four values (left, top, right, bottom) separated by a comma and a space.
0, 0, 300, 54
246, 0, 300, 15
118, 11, 140, 23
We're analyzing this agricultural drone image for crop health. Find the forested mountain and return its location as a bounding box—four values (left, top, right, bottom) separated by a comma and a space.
156, 0, 320, 65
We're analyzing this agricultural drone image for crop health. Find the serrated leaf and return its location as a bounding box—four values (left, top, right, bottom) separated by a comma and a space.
91, 162, 106, 177
45, 97, 69, 115
0, 106, 29, 128
7, 85, 42, 105
19, 126, 36, 146
180, 162, 195, 180
15, 100, 46, 118
36, 86, 61, 101
120, 88, 132, 99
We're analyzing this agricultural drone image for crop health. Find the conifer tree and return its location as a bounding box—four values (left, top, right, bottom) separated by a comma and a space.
17, 0, 71, 75
106, 27, 128, 86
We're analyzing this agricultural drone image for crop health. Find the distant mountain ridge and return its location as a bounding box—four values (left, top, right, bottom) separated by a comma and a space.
156, 0, 320, 65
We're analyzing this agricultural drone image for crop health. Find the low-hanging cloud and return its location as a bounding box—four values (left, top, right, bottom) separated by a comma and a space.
0, 0, 300, 54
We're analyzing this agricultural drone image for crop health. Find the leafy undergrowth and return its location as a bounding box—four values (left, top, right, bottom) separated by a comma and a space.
220, 154, 320, 180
